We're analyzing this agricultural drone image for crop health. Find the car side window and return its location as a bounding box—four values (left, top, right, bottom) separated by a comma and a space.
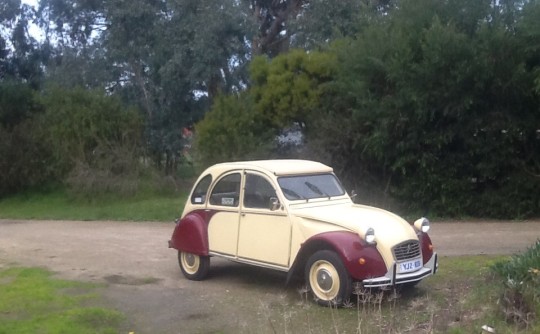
191, 174, 212, 204
243, 174, 277, 209
209, 173, 241, 207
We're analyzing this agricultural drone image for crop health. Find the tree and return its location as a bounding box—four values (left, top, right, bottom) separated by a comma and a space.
247, 0, 305, 56
309, 0, 540, 217
195, 93, 275, 166
39, 0, 254, 173
195, 49, 336, 165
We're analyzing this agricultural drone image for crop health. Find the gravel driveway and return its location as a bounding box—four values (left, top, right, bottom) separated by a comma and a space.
1, 219, 539, 333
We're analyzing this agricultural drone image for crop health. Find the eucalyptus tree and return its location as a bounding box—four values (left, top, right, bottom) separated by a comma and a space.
1, 0, 45, 85
37, 0, 254, 172
245, 0, 392, 54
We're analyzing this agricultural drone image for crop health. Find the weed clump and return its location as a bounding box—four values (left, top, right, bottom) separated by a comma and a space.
492, 240, 540, 329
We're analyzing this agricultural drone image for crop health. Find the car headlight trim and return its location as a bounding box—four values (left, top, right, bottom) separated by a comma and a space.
414, 217, 430, 233
365, 227, 376, 244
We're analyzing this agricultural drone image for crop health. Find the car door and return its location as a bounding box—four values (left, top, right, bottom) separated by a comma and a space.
237, 171, 291, 268
206, 172, 242, 256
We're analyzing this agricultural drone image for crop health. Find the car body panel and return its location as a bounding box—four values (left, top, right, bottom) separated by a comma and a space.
238, 210, 291, 266
290, 202, 418, 269
207, 210, 239, 256
300, 231, 388, 280
170, 209, 210, 256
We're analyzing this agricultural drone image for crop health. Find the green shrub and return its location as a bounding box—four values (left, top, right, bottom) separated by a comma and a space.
39, 86, 142, 176
492, 240, 540, 328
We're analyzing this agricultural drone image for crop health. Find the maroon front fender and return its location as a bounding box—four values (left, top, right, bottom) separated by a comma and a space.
291, 231, 387, 282
170, 210, 212, 256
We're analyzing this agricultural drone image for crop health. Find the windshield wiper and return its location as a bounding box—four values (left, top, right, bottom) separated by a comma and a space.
304, 182, 328, 197
281, 187, 304, 200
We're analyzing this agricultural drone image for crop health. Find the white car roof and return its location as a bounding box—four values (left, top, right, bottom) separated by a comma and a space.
209, 159, 333, 176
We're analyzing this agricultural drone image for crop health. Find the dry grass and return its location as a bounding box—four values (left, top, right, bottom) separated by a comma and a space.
236, 256, 539, 334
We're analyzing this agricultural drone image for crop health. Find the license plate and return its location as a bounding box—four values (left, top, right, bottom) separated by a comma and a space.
399, 259, 422, 273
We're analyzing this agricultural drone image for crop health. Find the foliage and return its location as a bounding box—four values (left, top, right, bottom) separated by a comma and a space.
195, 93, 276, 166
0, 119, 53, 197
492, 241, 540, 328
0, 82, 53, 197
250, 49, 337, 127
196, 0, 540, 218
307, 0, 540, 218
39, 86, 142, 176
1, 0, 539, 217
246, 0, 306, 56
0, 0, 45, 86
195, 49, 336, 166
290, 0, 374, 49
0, 267, 123, 334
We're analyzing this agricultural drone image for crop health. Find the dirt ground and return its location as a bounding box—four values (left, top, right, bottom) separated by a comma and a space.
1, 219, 539, 333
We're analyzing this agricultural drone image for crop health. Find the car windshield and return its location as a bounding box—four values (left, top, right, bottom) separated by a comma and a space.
277, 174, 345, 200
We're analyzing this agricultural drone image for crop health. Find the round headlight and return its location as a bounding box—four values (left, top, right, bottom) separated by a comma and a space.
365, 227, 376, 244
414, 217, 430, 233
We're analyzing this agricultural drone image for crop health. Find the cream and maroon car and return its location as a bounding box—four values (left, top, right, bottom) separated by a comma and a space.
168, 160, 438, 305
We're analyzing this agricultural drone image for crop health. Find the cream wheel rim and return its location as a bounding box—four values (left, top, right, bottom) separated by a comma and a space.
309, 260, 340, 301
181, 252, 200, 275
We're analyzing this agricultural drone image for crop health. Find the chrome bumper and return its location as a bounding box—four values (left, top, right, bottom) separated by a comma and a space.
362, 253, 438, 288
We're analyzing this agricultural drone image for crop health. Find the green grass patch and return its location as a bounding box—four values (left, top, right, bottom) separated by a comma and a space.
0, 267, 123, 334
0, 188, 187, 221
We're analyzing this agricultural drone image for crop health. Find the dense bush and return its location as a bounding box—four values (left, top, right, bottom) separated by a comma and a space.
194, 93, 276, 166
492, 241, 540, 328
0, 85, 148, 198
0, 82, 54, 196
0, 120, 54, 196
312, 0, 540, 218
39, 87, 143, 174
38, 87, 150, 197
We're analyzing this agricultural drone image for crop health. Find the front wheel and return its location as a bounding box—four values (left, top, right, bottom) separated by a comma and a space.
178, 251, 210, 281
305, 250, 352, 306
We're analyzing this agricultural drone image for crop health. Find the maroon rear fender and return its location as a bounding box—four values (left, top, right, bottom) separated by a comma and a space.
170, 210, 212, 256
295, 231, 387, 281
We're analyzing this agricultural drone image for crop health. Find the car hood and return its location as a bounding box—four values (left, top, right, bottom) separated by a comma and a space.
290, 202, 418, 247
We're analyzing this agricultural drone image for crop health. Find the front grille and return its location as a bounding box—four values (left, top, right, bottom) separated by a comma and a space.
393, 240, 421, 261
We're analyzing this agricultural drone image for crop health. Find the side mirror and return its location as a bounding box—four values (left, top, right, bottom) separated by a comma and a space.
269, 197, 281, 211
350, 190, 357, 202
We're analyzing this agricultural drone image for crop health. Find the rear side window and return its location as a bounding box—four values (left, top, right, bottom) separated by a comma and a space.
191, 174, 212, 204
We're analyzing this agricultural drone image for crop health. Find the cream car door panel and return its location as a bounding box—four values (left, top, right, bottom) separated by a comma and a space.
237, 211, 290, 266
208, 211, 240, 256
237, 172, 291, 267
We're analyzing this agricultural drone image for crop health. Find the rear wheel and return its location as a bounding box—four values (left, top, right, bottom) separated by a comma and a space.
305, 250, 352, 306
178, 251, 210, 280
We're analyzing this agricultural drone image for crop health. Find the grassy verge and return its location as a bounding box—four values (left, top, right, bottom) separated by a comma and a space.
0, 267, 124, 334
0, 189, 187, 221
231, 256, 538, 334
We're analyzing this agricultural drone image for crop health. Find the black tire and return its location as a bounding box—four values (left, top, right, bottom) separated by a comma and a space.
305, 250, 352, 306
178, 251, 210, 281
